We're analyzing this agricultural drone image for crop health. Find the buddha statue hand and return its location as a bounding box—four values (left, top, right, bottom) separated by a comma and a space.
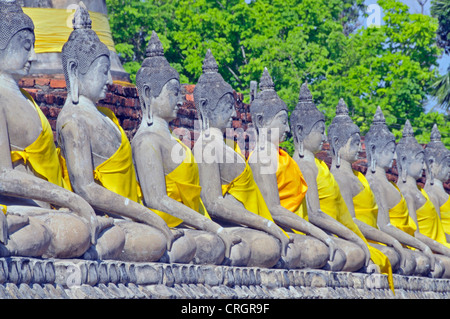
216, 227, 242, 259
169, 228, 185, 251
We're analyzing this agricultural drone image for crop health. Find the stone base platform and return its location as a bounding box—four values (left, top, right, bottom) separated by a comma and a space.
0, 257, 449, 299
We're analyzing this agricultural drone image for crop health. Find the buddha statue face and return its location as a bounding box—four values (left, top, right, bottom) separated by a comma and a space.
0, 29, 36, 79
396, 120, 425, 182
194, 49, 235, 134
299, 120, 326, 154
136, 31, 182, 125
425, 124, 450, 184
338, 132, 361, 164
365, 106, 397, 172
61, 2, 111, 104
250, 68, 289, 146
73, 54, 112, 103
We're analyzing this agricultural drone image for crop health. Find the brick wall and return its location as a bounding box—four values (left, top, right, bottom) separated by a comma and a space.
19, 78, 449, 194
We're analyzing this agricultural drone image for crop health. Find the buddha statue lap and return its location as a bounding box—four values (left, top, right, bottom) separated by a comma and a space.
0, 0, 104, 259
289, 83, 379, 274
395, 120, 450, 278
131, 31, 241, 265
364, 107, 438, 277
424, 124, 450, 243
192, 50, 295, 268
247, 68, 345, 270
56, 3, 175, 262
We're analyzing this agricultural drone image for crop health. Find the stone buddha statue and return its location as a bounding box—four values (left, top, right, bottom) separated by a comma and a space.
289, 83, 372, 273
192, 50, 294, 268
424, 124, 450, 242
131, 31, 241, 265
247, 68, 345, 270
365, 106, 440, 277
395, 120, 450, 277
0, 0, 101, 259
328, 99, 424, 277
56, 3, 175, 262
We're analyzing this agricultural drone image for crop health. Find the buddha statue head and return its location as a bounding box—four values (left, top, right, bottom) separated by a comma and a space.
0, 0, 36, 80
135, 31, 181, 126
61, 2, 111, 104
193, 49, 235, 135
424, 124, 450, 185
249, 67, 289, 146
290, 82, 326, 156
327, 98, 361, 168
396, 120, 425, 183
365, 106, 396, 173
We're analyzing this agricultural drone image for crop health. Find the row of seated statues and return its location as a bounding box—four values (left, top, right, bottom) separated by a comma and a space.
1, 1, 450, 290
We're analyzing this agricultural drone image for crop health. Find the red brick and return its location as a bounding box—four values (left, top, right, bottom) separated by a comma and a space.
45, 94, 55, 105
185, 94, 194, 102
50, 79, 66, 89
184, 84, 195, 94
35, 78, 50, 86
20, 78, 35, 88
49, 107, 61, 118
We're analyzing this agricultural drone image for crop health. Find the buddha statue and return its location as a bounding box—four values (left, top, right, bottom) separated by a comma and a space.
0, 0, 102, 259
247, 68, 345, 270
56, 3, 176, 262
289, 82, 376, 273
396, 120, 450, 277
131, 31, 240, 265
365, 106, 440, 277
328, 99, 425, 277
424, 124, 450, 242
192, 50, 293, 268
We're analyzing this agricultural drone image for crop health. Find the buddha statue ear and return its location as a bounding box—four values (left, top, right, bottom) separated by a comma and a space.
293, 124, 304, 157
141, 84, 153, 126
199, 98, 210, 137
427, 156, 435, 185
400, 155, 408, 183
370, 145, 377, 173
67, 59, 79, 104
254, 113, 266, 151
332, 136, 341, 168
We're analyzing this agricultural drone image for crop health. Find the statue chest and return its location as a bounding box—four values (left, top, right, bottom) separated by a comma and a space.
88, 115, 123, 168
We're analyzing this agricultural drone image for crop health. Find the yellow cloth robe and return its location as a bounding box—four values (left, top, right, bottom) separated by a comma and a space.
439, 196, 450, 236
315, 158, 394, 292
222, 141, 288, 238
388, 183, 417, 237
352, 170, 379, 229
416, 187, 450, 248
275, 148, 308, 233
90, 107, 141, 204
10, 89, 71, 191
149, 138, 211, 228
0, 205, 6, 215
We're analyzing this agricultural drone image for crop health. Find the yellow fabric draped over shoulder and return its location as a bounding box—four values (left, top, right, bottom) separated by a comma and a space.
440, 196, 450, 236
388, 182, 417, 237
221, 141, 289, 238
10, 89, 71, 191
92, 107, 141, 204
0, 205, 6, 215
22, 8, 116, 54
149, 138, 211, 228
315, 159, 394, 292
276, 148, 308, 232
352, 170, 379, 229
416, 187, 450, 248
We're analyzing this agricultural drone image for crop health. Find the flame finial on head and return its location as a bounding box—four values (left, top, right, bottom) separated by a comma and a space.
430, 124, 442, 142
145, 31, 164, 58
202, 49, 219, 73
72, 2, 92, 30
259, 67, 275, 91
402, 120, 414, 138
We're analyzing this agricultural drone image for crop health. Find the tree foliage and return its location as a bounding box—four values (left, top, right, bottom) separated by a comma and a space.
106, 0, 449, 148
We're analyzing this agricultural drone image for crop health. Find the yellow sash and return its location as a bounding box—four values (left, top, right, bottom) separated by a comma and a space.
0, 205, 6, 215
10, 89, 71, 191
440, 196, 450, 236
353, 170, 379, 229
92, 107, 141, 204
315, 158, 394, 291
275, 148, 308, 233
416, 187, 450, 248
222, 141, 288, 238
149, 138, 211, 228
388, 182, 417, 237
